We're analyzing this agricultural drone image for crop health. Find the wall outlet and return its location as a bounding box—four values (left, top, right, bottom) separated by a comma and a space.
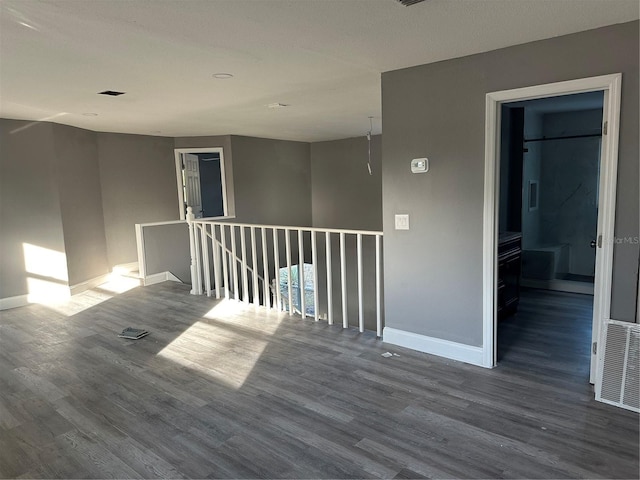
395, 214, 410, 230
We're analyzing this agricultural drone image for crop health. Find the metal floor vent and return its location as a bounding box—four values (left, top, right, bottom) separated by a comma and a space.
395, 0, 428, 6
596, 320, 639, 413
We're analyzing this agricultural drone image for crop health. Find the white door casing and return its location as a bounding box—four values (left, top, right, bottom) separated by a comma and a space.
482, 73, 622, 386
174, 147, 228, 220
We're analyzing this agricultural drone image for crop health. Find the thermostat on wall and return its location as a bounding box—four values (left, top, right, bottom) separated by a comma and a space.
411, 158, 429, 173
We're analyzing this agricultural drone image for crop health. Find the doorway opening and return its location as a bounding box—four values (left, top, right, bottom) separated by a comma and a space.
174, 148, 228, 219
482, 74, 622, 387
497, 91, 603, 378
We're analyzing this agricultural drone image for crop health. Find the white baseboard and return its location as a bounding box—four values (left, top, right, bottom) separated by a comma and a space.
0, 294, 30, 311
112, 262, 139, 274
1, 269, 149, 310
69, 273, 112, 296
383, 327, 485, 367
143, 271, 182, 286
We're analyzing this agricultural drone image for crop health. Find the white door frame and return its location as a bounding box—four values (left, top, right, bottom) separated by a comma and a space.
174, 147, 228, 220
481, 73, 622, 383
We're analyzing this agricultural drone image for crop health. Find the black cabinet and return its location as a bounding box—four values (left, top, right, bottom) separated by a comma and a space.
498, 232, 522, 320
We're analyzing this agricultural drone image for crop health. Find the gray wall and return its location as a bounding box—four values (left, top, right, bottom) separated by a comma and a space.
230, 135, 312, 227
143, 223, 191, 283
311, 135, 382, 231
174, 135, 236, 217
52, 124, 110, 286
0, 119, 68, 298
97, 133, 178, 267
175, 134, 312, 227
310, 135, 383, 331
0, 124, 366, 303
382, 21, 639, 347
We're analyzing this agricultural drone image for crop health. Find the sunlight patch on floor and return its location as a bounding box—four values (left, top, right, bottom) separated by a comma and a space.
98, 273, 140, 294
20, 256, 138, 316
45, 289, 114, 317
51, 272, 138, 315
157, 299, 284, 389
203, 299, 284, 335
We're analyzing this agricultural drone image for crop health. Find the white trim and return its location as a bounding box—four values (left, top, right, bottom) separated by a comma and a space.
637, 268, 639, 323
143, 271, 182, 286
192, 219, 383, 237
591, 75, 622, 384
383, 327, 485, 367
112, 262, 138, 273
69, 273, 112, 296
137, 218, 233, 228
482, 73, 622, 373
174, 147, 228, 220
138, 219, 186, 228
0, 294, 30, 310
482, 89, 500, 368
2, 272, 112, 310
135, 224, 147, 280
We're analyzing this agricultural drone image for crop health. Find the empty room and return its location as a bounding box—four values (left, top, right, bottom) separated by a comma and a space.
1, 0, 638, 478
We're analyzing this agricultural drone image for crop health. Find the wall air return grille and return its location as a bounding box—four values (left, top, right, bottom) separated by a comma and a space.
395, 0, 427, 6
596, 320, 640, 413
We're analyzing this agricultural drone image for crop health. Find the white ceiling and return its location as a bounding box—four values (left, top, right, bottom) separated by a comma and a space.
1, 0, 637, 142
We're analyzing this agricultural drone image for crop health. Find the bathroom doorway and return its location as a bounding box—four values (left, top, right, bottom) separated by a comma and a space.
502, 91, 603, 295
482, 74, 622, 385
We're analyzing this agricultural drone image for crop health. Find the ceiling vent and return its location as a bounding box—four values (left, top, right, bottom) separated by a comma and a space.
395, 0, 427, 5
98, 90, 125, 96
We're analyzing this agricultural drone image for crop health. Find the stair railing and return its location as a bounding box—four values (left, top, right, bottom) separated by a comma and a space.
186, 208, 384, 336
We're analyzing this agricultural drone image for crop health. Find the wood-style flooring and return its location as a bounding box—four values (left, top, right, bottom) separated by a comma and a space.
498, 288, 594, 381
1, 282, 638, 479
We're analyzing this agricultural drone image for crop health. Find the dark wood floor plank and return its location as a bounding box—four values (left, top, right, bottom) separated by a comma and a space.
0, 282, 637, 479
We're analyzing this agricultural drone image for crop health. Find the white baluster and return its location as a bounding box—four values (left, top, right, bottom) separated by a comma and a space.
298, 229, 305, 319
261, 227, 270, 308
213, 224, 222, 299
221, 225, 229, 300
376, 234, 382, 338
240, 226, 249, 303
201, 223, 212, 297
340, 232, 347, 328
251, 226, 259, 306
186, 207, 198, 295
311, 231, 319, 322
357, 233, 363, 333
285, 229, 293, 315
230, 225, 239, 301
273, 228, 281, 311
326, 231, 333, 325
194, 224, 203, 296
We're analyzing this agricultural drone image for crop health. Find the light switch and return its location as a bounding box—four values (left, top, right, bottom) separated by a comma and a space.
395, 214, 409, 230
